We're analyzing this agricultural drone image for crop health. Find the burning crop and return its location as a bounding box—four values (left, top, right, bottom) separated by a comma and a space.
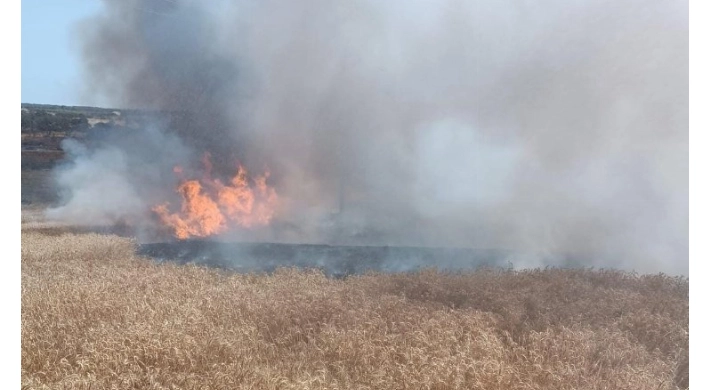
152, 153, 278, 239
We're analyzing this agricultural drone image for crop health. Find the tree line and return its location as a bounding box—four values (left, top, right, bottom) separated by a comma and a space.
21, 110, 90, 135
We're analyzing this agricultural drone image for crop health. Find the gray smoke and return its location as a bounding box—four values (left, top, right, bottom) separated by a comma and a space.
49, 0, 688, 274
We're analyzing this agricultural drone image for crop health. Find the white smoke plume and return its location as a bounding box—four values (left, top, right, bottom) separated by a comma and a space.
49, 0, 688, 274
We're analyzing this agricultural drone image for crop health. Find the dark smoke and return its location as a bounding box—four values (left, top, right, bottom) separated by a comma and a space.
48, 0, 688, 274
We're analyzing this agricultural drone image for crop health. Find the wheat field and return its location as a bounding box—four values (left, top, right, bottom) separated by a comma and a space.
21, 209, 689, 389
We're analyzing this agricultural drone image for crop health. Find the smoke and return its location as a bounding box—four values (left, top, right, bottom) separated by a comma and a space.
50, 0, 688, 274
46, 123, 194, 239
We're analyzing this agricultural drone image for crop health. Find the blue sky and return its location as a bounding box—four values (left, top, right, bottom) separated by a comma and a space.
21, 0, 102, 105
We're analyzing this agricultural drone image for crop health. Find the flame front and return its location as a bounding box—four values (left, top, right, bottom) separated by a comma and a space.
153, 154, 278, 239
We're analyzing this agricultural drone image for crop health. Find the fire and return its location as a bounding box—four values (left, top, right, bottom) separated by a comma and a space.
153, 153, 278, 239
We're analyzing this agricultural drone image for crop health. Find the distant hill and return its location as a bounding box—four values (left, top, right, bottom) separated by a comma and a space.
21, 103, 164, 116
21, 103, 162, 170
21, 103, 167, 134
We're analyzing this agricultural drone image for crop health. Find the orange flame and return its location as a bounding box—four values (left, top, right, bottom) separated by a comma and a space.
153, 154, 278, 239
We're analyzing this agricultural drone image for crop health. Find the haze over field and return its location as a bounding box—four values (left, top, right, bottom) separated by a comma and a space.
47, 0, 688, 274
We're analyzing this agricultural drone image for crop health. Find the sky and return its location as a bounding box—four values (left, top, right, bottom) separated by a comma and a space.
21, 0, 101, 106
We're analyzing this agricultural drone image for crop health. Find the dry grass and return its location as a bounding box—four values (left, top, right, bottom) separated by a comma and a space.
22, 213, 688, 389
